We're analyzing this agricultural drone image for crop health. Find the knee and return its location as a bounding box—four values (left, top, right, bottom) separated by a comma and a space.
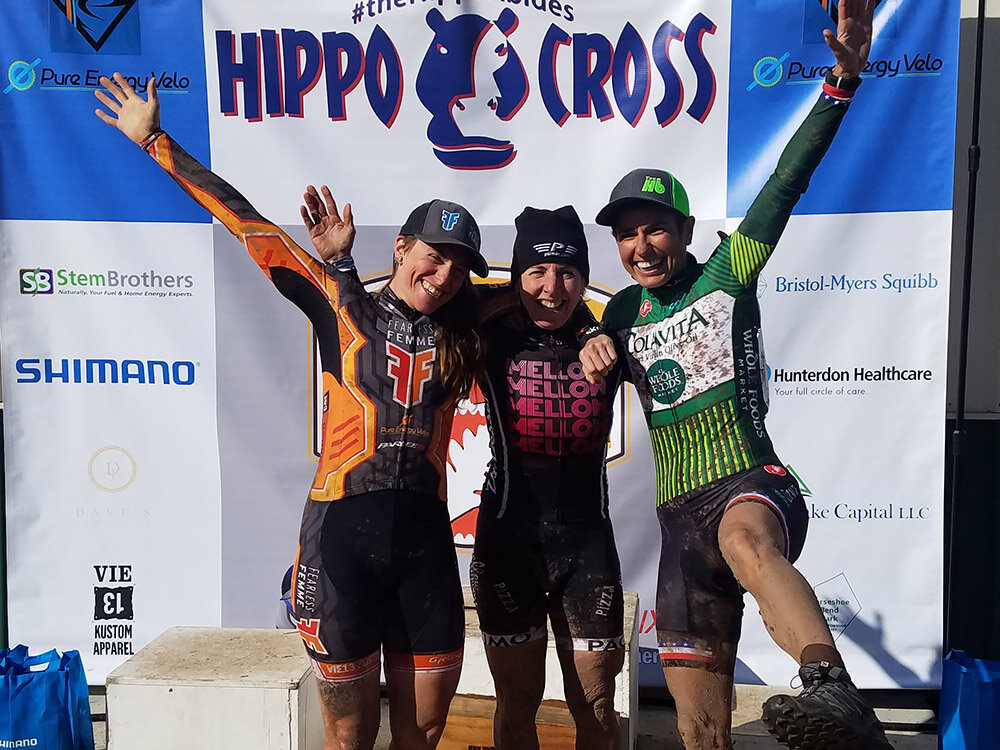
566, 675, 618, 733
495, 679, 543, 719
388, 715, 448, 750
675, 707, 730, 750
719, 525, 784, 585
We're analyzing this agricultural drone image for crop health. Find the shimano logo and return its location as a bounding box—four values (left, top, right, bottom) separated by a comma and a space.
0, 740, 39, 748
15, 358, 196, 385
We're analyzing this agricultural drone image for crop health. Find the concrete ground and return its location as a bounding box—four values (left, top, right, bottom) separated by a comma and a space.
92, 684, 937, 749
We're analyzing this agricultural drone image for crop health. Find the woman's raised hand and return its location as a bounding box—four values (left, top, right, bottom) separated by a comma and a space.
94, 72, 161, 146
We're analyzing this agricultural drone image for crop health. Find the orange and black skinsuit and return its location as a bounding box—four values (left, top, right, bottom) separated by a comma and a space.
142, 132, 464, 682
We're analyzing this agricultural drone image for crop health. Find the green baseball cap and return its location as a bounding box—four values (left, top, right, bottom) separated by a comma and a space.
595, 169, 690, 227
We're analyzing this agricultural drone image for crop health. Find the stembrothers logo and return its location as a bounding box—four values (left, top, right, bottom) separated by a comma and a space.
52, 0, 138, 52
19, 266, 194, 297
19, 268, 54, 295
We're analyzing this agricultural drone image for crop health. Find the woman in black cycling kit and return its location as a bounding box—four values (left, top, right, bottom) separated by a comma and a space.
471, 207, 625, 750
96, 74, 487, 750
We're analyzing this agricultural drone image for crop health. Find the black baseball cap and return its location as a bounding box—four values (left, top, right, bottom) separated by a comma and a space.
595, 169, 691, 227
399, 199, 488, 277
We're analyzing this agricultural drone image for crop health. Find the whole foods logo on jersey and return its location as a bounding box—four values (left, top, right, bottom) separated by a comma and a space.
215, 8, 719, 170
646, 359, 686, 404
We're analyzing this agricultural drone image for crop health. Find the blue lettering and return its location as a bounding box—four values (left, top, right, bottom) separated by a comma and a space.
87, 359, 119, 384
539, 25, 572, 126
651, 20, 684, 127
216, 30, 262, 121
282, 29, 323, 118
15, 359, 40, 383
612, 23, 651, 128
148, 360, 170, 384
684, 13, 718, 123
261, 29, 284, 116
365, 25, 403, 128
322, 32, 364, 121
121, 360, 146, 384
572, 32, 614, 120
173, 361, 196, 385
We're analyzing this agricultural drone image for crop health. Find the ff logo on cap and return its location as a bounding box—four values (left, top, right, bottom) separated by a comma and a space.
441, 210, 461, 231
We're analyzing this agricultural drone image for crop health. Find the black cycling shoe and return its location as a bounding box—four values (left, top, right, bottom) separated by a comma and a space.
761, 661, 893, 750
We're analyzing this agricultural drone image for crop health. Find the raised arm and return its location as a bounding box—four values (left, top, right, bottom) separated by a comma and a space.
301, 185, 356, 263
705, 0, 874, 288
94, 73, 330, 297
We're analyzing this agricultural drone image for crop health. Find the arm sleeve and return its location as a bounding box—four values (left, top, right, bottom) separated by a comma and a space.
143, 132, 346, 305
702, 93, 852, 291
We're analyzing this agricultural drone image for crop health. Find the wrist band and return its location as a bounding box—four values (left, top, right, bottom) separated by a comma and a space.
139, 129, 165, 150
824, 71, 862, 91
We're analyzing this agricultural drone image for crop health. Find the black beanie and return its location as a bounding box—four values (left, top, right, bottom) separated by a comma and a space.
511, 205, 589, 284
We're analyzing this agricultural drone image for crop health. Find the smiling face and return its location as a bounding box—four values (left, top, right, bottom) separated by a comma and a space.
518, 262, 586, 330
613, 204, 696, 289
389, 237, 472, 315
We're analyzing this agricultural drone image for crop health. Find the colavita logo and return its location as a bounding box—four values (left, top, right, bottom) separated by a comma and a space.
215, 9, 719, 169
51, 0, 138, 52
15, 358, 196, 385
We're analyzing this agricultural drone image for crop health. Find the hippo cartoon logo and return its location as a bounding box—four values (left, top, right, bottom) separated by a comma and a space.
416, 8, 529, 170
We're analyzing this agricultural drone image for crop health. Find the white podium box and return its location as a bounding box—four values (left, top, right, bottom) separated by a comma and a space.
105, 628, 322, 750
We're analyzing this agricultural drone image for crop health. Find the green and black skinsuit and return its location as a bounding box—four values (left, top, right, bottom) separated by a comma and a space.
600, 91, 852, 664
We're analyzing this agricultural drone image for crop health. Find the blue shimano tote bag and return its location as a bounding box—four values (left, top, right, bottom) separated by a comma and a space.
0, 646, 95, 750
939, 650, 1000, 750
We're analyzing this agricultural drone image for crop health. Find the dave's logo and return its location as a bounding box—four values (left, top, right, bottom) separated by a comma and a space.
19, 268, 54, 295
51, 0, 138, 52
416, 8, 528, 170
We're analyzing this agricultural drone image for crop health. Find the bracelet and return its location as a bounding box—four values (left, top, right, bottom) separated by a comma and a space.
139, 129, 165, 150
824, 71, 862, 92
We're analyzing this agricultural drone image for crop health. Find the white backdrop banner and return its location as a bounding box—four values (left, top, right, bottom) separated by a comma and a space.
0, 0, 959, 687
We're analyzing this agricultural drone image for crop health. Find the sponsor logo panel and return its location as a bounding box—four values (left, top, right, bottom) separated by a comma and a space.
769, 362, 935, 399
1, 1, 208, 221
729, 0, 960, 216
92, 564, 135, 656
213, 8, 721, 170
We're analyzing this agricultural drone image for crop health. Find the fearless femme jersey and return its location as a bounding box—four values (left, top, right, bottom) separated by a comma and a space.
479, 307, 621, 522
144, 133, 457, 502
602, 95, 850, 507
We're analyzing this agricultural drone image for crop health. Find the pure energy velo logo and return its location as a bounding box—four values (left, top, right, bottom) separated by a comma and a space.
748, 51, 945, 90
